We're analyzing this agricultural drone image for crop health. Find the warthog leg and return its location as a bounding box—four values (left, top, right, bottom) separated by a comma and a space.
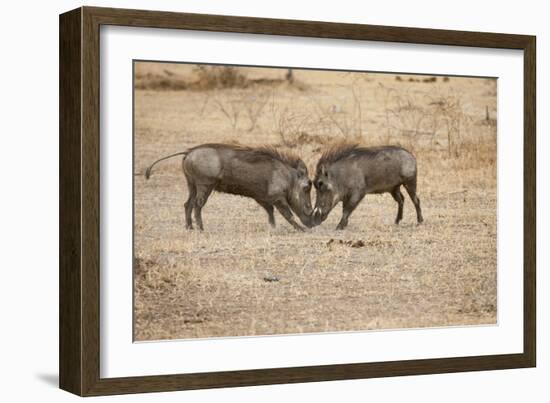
404, 179, 423, 224
274, 200, 304, 232
336, 191, 366, 230
256, 201, 275, 227
193, 184, 214, 231
391, 186, 405, 224
184, 176, 196, 230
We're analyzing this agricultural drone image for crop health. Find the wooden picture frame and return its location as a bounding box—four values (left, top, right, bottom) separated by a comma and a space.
59, 6, 536, 396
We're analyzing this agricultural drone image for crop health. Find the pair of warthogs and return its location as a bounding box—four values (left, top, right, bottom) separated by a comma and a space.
145, 143, 424, 231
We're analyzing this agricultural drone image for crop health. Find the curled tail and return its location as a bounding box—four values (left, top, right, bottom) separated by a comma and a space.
145, 151, 188, 179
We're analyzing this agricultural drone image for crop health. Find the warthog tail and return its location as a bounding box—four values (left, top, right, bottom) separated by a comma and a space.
145, 151, 189, 180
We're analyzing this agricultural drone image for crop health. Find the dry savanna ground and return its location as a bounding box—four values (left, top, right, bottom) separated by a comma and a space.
133, 62, 497, 341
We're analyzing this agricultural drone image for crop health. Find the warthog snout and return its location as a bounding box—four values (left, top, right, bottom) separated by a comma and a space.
291, 174, 314, 228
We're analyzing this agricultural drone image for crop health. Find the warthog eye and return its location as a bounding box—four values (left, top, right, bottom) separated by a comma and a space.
315, 180, 323, 190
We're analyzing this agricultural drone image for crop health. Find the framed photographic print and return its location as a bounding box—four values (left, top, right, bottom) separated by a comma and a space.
59, 6, 536, 396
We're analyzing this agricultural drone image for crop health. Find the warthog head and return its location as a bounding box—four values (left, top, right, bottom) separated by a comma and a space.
312, 164, 340, 226
289, 161, 314, 227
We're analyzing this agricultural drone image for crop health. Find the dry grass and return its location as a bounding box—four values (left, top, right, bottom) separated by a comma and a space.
134, 63, 300, 91
133, 63, 497, 341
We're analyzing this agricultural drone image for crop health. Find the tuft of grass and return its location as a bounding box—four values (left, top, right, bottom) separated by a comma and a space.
192, 66, 249, 90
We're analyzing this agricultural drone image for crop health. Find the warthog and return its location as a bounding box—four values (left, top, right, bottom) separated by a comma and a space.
145, 143, 314, 231
312, 144, 423, 229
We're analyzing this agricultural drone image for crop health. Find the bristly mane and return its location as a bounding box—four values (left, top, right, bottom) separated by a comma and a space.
245, 145, 304, 168
193, 143, 304, 168
317, 143, 361, 166
317, 143, 402, 167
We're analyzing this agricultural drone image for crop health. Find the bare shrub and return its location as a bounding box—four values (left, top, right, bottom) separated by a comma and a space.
134, 72, 188, 90
135, 66, 250, 91
310, 86, 363, 141
242, 92, 270, 132
192, 66, 249, 90
135, 64, 311, 93
268, 86, 366, 148
270, 105, 331, 148
377, 84, 494, 159
211, 91, 272, 133
213, 95, 242, 132
378, 85, 436, 152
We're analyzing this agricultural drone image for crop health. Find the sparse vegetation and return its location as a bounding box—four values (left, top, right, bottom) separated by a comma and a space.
133, 62, 497, 341
134, 63, 303, 91
192, 65, 248, 90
